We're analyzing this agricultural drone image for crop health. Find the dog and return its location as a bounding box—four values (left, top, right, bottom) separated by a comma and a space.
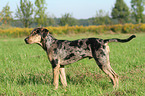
24, 27, 136, 89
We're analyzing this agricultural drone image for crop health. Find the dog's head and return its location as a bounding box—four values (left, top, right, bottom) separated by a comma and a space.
24, 28, 49, 45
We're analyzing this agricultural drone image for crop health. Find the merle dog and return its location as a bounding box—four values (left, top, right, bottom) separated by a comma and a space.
24, 28, 136, 89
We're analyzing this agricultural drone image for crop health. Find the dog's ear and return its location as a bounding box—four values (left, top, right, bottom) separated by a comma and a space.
42, 29, 49, 38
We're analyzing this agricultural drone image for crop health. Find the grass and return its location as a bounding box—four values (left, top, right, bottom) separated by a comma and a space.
0, 33, 145, 95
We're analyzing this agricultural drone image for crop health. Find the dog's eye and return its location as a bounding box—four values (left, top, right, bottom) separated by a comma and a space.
31, 31, 38, 36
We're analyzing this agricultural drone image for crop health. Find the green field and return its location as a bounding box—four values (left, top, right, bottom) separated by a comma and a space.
0, 33, 145, 95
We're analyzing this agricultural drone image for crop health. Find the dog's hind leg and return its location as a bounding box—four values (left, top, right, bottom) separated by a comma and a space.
107, 64, 119, 88
94, 49, 119, 88
105, 45, 119, 88
100, 61, 119, 88
60, 65, 67, 87
97, 62, 117, 88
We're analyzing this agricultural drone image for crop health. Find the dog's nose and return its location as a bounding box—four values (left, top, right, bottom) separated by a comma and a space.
24, 38, 28, 44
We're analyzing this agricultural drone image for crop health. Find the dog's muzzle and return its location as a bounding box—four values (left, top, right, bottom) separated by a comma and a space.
24, 38, 29, 44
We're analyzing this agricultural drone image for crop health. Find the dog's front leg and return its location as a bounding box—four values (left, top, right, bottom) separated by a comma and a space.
60, 65, 67, 87
53, 64, 60, 89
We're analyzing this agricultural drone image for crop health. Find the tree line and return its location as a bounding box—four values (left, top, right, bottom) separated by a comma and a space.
0, 0, 145, 28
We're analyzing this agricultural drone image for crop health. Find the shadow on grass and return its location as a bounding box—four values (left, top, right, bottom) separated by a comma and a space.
16, 72, 105, 85
16, 73, 53, 85
65, 71, 111, 89
16, 70, 113, 90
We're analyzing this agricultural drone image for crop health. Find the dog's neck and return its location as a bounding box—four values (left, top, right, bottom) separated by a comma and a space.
41, 34, 57, 50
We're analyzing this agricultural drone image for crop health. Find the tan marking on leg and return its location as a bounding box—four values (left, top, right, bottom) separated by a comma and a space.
53, 64, 60, 90
105, 44, 119, 88
108, 64, 119, 88
105, 43, 110, 53
60, 66, 67, 87
102, 66, 116, 87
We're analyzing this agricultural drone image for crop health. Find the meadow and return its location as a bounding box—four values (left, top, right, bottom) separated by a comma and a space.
0, 33, 145, 95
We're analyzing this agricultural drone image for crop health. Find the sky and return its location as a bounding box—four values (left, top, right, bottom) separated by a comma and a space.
0, 0, 131, 19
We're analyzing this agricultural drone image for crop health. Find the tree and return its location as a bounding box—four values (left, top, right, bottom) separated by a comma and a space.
47, 17, 55, 26
59, 13, 77, 26
131, 0, 144, 23
93, 10, 111, 25
15, 0, 34, 28
111, 0, 130, 24
35, 0, 48, 27
0, 3, 13, 25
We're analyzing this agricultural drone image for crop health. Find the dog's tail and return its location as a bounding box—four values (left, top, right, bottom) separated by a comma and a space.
104, 35, 136, 44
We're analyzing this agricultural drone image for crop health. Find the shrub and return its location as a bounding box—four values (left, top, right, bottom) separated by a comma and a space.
139, 24, 145, 32
122, 23, 135, 33
110, 24, 122, 33
0, 24, 145, 37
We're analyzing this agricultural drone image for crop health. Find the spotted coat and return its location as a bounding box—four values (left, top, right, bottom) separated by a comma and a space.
24, 28, 136, 89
